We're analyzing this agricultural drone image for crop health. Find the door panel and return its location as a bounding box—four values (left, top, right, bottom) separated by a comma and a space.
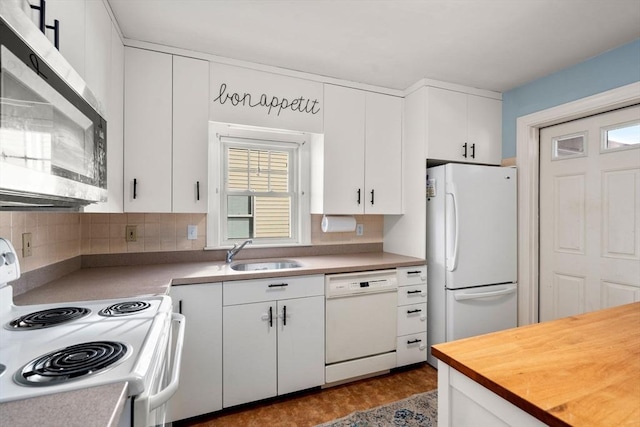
277, 296, 324, 395
539, 106, 640, 322
222, 302, 277, 407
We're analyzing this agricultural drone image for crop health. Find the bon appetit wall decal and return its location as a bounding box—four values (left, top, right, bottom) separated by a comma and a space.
213, 83, 321, 117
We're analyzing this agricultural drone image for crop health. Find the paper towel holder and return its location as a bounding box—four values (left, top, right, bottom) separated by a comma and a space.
321, 215, 357, 233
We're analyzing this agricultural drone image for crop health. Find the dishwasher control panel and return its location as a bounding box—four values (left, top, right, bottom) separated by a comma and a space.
325, 269, 398, 298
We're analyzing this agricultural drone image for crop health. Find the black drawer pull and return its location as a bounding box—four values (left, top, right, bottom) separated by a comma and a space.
268, 283, 288, 288
407, 290, 422, 295
407, 339, 422, 344
407, 309, 422, 314
406, 270, 422, 275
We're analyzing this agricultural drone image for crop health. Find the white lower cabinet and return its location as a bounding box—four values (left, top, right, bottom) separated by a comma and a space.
222, 275, 325, 408
167, 283, 222, 422
396, 266, 428, 367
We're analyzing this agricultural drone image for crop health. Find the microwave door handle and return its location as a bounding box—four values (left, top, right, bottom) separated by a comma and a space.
148, 313, 186, 411
453, 286, 516, 301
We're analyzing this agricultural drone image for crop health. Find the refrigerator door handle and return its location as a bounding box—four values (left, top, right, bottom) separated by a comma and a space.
453, 285, 517, 301
446, 186, 459, 272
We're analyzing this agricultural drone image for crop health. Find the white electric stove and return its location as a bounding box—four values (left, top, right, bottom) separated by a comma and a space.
0, 238, 185, 427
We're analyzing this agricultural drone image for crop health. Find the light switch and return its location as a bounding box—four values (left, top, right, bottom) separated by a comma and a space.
187, 225, 197, 240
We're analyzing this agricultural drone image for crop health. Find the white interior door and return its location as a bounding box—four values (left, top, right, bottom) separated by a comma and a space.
539, 106, 640, 322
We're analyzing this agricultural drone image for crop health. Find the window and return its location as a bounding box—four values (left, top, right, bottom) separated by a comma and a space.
552, 132, 587, 160
602, 121, 640, 152
208, 123, 311, 248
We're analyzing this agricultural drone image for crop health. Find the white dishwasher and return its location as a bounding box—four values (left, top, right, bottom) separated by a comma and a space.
325, 270, 398, 384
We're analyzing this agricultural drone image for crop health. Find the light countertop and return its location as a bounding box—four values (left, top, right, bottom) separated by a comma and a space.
432, 302, 640, 427
2, 251, 425, 426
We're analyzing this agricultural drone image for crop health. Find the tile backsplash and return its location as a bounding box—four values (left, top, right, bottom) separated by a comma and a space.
0, 212, 382, 273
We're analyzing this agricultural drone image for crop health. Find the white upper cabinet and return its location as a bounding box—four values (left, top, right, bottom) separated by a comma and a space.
312, 85, 402, 214
85, 22, 124, 213
124, 47, 173, 212
124, 49, 210, 213
35, 0, 86, 77
315, 84, 366, 214
426, 87, 502, 165
172, 56, 209, 213
364, 92, 402, 214
84, 0, 111, 116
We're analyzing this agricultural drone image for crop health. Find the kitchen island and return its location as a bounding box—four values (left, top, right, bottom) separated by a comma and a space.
432, 302, 640, 427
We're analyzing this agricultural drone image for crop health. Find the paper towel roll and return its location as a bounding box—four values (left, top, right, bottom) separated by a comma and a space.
321, 215, 357, 233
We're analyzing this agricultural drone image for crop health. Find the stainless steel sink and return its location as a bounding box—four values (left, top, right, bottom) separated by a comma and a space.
230, 260, 302, 271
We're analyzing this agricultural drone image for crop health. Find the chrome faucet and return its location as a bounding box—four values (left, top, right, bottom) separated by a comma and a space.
226, 239, 253, 263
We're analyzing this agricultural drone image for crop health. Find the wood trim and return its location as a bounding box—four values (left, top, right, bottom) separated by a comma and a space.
515, 81, 640, 325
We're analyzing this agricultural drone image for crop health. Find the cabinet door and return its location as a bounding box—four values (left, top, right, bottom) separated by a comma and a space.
124, 47, 172, 212
277, 296, 325, 395
84, 0, 111, 115
427, 87, 467, 162
172, 56, 209, 213
223, 302, 277, 407
365, 92, 402, 214
85, 24, 124, 213
322, 84, 365, 214
467, 95, 502, 165
39, 0, 85, 77
168, 283, 222, 422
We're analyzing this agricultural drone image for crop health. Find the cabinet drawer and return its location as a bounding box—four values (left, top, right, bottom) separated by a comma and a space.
223, 275, 324, 305
397, 303, 427, 336
396, 332, 427, 367
397, 284, 427, 306
397, 266, 427, 287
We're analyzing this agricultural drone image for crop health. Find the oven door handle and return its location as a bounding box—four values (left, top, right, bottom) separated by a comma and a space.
148, 312, 186, 411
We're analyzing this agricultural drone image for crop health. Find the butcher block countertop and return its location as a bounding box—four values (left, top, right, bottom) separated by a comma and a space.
432, 302, 640, 427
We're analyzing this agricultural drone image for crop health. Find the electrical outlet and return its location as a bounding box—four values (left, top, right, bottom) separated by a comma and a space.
187, 225, 197, 240
125, 225, 137, 242
356, 224, 364, 236
22, 233, 32, 257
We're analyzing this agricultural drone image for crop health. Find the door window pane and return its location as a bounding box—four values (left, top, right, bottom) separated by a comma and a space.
603, 123, 640, 151
552, 133, 586, 159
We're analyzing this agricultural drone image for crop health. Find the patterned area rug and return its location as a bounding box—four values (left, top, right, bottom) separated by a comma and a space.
317, 390, 438, 427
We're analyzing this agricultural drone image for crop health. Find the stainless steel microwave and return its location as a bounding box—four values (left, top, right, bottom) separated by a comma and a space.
0, 2, 106, 209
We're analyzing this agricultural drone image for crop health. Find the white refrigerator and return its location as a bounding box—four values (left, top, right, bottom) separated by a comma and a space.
426, 163, 517, 367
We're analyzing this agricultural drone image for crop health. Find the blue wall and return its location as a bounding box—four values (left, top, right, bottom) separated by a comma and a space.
502, 38, 640, 158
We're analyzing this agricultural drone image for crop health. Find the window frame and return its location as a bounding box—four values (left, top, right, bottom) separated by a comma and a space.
207, 122, 311, 249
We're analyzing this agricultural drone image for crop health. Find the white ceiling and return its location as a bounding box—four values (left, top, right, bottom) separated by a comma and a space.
107, 0, 640, 93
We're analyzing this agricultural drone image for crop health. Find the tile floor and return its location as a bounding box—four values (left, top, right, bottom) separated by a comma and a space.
177, 362, 437, 427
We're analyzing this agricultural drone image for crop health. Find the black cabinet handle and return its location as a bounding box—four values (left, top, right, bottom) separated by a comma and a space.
269, 306, 273, 327
470, 143, 476, 159
462, 143, 468, 158
46, 19, 59, 50
406, 270, 422, 275
196, 181, 200, 201
283, 305, 287, 326
407, 309, 422, 314
370, 189, 375, 205
357, 188, 361, 205
407, 338, 422, 344
268, 283, 288, 288
178, 300, 182, 314
133, 178, 137, 199
30, 0, 46, 33
407, 290, 422, 294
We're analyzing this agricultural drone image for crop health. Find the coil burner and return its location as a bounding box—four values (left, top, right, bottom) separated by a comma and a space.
98, 301, 151, 317
7, 307, 91, 330
14, 341, 128, 386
